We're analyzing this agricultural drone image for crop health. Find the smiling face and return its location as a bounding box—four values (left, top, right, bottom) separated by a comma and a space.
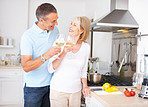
68, 18, 83, 38
68, 16, 91, 42
39, 12, 58, 31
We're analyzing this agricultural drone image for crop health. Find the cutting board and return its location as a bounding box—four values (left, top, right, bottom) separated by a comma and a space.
91, 87, 123, 95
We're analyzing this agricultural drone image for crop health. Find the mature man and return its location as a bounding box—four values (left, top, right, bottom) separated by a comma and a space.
20, 3, 61, 107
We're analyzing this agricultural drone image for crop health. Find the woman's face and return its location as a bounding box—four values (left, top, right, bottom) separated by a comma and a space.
68, 18, 80, 37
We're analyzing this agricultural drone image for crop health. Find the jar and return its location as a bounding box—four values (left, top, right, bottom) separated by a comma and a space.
5, 54, 11, 65
10, 54, 17, 66
8, 38, 12, 46
5, 57, 8, 65
3, 37, 7, 45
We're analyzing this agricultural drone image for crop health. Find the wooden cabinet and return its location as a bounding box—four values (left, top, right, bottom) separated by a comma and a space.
0, 68, 23, 106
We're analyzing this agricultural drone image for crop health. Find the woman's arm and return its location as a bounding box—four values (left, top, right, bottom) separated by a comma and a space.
81, 78, 90, 98
81, 44, 91, 98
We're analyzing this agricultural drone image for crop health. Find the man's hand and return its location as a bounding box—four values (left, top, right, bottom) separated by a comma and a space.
47, 46, 61, 58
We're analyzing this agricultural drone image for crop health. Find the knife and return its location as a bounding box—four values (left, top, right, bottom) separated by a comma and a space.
91, 88, 103, 91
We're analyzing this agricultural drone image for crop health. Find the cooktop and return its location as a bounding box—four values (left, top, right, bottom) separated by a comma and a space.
87, 75, 132, 86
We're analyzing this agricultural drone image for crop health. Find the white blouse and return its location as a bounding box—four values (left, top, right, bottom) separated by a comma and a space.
48, 42, 90, 93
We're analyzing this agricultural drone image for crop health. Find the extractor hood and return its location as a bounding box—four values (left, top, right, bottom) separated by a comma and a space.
91, 0, 139, 32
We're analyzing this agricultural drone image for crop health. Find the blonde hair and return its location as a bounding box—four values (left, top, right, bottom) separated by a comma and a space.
76, 16, 91, 41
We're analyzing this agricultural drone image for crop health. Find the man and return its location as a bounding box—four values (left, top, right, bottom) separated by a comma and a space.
20, 3, 61, 107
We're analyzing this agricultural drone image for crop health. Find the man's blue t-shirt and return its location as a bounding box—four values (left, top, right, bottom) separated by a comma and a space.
21, 22, 59, 87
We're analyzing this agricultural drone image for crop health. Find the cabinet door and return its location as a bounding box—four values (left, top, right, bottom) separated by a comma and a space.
86, 95, 105, 107
0, 77, 23, 105
0, 69, 23, 105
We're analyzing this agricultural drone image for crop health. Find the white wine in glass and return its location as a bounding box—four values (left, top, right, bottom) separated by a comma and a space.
65, 36, 76, 47
55, 34, 66, 47
55, 34, 66, 59
55, 42, 65, 47
66, 42, 74, 47
1, 57, 5, 65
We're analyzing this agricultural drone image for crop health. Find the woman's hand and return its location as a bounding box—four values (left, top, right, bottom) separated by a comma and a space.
82, 86, 90, 98
63, 46, 72, 53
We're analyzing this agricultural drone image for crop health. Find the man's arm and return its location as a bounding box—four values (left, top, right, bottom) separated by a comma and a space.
21, 46, 61, 72
21, 55, 44, 72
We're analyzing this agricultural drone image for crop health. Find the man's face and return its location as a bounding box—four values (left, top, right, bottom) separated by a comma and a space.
41, 12, 58, 31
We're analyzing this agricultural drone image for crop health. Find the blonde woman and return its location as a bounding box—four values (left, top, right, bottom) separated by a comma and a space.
48, 16, 91, 107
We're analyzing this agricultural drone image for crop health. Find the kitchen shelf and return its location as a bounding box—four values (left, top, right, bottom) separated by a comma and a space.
0, 45, 14, 48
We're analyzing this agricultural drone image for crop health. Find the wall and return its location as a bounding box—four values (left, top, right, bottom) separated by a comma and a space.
85, 0, 110, 20
2, 0, 148, 65
86, 0, 112, 63
93, 32, 112, 62
128, 0, 148, 73
0, 0, 112, 64
0, 0, 86, 58
28, 0, 85, 35
0, 0, 28, 57
129, 0, 148, 34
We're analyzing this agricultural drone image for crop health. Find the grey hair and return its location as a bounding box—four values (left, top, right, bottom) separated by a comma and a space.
36, 3, 57, 21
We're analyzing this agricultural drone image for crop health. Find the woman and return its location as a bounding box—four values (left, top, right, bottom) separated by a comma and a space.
48, 16, 91, 107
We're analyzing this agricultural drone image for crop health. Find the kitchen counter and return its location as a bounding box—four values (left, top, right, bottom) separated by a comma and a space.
87, 86, 148, 107
0, 65, 22, 69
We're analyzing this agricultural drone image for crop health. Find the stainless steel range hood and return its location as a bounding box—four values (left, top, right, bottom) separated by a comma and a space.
91, 0, 139, 32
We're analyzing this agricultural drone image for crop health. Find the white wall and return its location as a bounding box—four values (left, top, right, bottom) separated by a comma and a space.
128, 0, 148, 74
28, 0, 85, 35
93, 32, 112, 62
86, 0, 112, 63
28, 0, 112, 63
137, 36, 148, 73
0, 0, 86, 57
85, 0, 110, 20
0, 0, 112, 64
1, 0, 148, 64
0, 0, 28, 57
129, 0, 148, 34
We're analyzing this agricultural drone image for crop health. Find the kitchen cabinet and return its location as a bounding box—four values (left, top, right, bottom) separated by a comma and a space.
0, 68, 23, 106
86, 95, 105, 107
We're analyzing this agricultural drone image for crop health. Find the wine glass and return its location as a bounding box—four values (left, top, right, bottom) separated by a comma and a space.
65, 35, 78, 59
65, 35, 76, 47
55, 34, 66, 47
54, 34, 66, 59
1, 56, 5, 65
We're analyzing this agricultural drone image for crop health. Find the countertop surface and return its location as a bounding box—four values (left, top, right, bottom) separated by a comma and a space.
0, 65, 22, 69
90, 86, 148, 107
